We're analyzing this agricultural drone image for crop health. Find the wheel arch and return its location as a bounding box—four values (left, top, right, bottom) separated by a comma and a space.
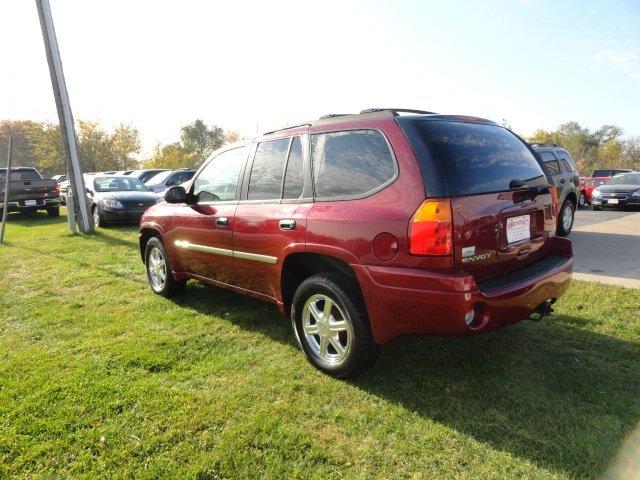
280, 252, 362, 316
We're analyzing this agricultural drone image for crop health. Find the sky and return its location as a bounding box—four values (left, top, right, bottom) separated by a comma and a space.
1, 0, 640, 155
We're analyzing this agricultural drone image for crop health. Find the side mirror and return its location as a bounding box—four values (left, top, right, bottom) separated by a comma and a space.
164, 185, 187, 204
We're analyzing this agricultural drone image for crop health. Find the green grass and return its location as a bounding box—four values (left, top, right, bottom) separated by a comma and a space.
0, 211, 639, 479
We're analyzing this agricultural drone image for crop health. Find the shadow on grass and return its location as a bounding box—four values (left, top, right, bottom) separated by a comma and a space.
0, 211, 67, 227
174, 283, 640, 479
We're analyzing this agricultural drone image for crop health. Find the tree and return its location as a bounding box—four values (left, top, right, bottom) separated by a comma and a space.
25, 122, 66, 177
144, 143, 191, 169
180, 119, 225, 166
110, 123, 141, 170
225, 130, 241, 144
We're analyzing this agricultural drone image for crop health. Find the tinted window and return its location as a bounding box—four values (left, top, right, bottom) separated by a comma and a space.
248, 139, 289, 200
559, 159, 573, 173
169, 171, 194, 185
93, 177, 150, 192
545, 161, 561, 176
592, 169, 611, 177
414, 122, 547, 195
283, 137, 304, 199
193, 147, 247, 202
605, 173, 640, 185
556, 151, 576, 173
0, 168, 42, 182
311, 130, 395, 198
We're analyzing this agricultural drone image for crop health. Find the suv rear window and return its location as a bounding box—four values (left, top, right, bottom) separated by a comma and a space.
311, 130, 396, 198
413, 121, 547, 196
592, 169, 611, 177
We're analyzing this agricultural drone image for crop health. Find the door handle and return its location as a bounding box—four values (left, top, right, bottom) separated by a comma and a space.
215, 217, 229, 227
279, 219, 296, 231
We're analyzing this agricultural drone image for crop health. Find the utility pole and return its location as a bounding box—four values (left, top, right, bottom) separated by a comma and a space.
0, 122, 13, 244
35, 0, 93, 233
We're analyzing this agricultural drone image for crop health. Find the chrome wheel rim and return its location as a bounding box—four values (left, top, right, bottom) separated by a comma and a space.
562, 205, 574, 231
93, 208, 100, 226
579, 193, 585, 206
302, 294, 353, 365
147, 246, 167, 291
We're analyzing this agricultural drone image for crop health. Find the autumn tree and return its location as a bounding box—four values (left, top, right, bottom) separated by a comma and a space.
180, 119, 225, 166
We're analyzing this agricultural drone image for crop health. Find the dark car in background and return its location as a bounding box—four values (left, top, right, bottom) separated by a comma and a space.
0, 167, 60, 216
87, 175, 159, 227
591, 168, 634, 178
591, 172, 640, 210
531, 143, 580, 236
144, 169, 196, 194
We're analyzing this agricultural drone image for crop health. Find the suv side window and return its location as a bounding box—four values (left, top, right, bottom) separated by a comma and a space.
539, 151, 561, 176
311, 130, 396, 198
555, 151, 577, 174
248, 138, 290, 201
193, 146, 247, 202
283, 136, 304, 199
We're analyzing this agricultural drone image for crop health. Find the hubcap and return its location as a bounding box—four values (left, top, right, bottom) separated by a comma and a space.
579, 193, 585, 206
93, 209, 100, 226
302, 294, 352, 364
563, 205, 574, 231
147, 246, 167, 291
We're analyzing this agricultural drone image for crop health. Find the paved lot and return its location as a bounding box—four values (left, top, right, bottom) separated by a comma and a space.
570, 208, 640, 288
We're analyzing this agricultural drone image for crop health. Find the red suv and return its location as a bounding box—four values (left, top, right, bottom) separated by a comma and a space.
139, 109, 573, 377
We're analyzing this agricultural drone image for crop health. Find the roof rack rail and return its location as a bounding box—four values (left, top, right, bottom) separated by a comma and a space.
360, 108, 438, 115
262, 122, 311, 136
530, 142, 559, 147
319, 113, 351, 119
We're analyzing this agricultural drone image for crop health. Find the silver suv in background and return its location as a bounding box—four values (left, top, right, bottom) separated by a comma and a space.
531, 143, 580, 236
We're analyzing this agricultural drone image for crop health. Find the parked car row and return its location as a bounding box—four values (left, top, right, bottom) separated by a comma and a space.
138, 108, 574, 378
591, 172, 640, 210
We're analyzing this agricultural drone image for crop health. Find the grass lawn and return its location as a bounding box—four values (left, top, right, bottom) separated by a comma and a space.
0, 211, 639, 479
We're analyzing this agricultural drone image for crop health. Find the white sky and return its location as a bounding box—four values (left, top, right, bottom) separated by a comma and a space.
2, 0, 640, 154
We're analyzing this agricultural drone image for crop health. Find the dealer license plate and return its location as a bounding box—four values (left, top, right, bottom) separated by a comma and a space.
24, 199, 37, 206
506, 215, 531, 244
607, 198, 619, 204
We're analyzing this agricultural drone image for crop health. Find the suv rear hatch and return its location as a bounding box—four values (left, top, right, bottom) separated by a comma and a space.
398, 116, 557, 282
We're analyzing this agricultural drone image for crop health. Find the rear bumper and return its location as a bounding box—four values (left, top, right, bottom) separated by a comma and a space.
353, 237, 573, 345
0, 198, 60, 211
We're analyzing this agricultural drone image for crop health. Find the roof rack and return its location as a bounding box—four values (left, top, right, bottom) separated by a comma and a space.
360, 108, 438, 115
530, 142, 559, 148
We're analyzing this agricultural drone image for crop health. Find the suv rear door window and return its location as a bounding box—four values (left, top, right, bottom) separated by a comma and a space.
248, 138, 290, 201
193, 146, 247, 202
555, 151, 576, 173
311, 130, 396, 198
283, 136, 304, 199
413, 121, 547, 195
539, 151, 561, 176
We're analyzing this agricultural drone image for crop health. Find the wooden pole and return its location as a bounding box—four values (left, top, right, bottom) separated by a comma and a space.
0, 122, 13, 243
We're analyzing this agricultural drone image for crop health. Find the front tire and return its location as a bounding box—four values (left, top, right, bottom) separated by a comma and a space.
557, 200, 575, 236
145, 237, 185, 297
578, 192, 586, 207
92, 205, 107, 228
592, 205, 603, 211
291, 273, 379, 378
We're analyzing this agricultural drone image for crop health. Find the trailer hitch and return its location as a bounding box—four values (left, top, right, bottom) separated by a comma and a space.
527, 298, 556, 322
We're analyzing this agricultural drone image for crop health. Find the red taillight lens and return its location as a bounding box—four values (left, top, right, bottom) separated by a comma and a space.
56, 183, 61, 193
408, 199, 453, 256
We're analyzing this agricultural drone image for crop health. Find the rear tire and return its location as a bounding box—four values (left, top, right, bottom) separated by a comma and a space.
145, 237, 186, 297
592, 205, 603, 211
46, 207, 60, 217
291, 273, 379, 378
557, 200, 575, 236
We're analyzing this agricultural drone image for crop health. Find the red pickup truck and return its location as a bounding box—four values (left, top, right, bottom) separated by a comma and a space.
0, 167, 61, 217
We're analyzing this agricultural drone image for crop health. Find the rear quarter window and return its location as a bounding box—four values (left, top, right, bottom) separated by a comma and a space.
311, 130, 396, 199
414, 121, 547, 196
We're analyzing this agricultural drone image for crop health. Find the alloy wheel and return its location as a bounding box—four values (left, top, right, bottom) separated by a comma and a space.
147, 246, 167, 291
302, 293, 353, 365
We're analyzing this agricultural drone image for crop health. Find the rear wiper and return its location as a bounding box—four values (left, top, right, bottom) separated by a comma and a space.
509, 179, 551, 199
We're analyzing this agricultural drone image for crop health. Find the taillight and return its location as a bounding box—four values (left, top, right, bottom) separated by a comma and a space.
550, 186, 559, 216
56, 183, 61, 193
408, 199, 453, 256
